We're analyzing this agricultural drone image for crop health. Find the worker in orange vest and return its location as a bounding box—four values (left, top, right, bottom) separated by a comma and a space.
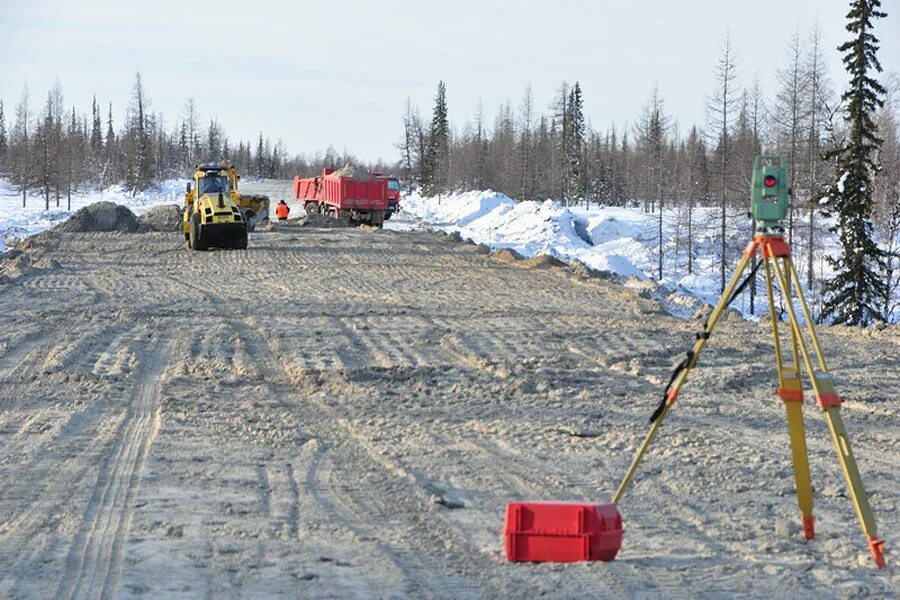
276, 200, 290, 221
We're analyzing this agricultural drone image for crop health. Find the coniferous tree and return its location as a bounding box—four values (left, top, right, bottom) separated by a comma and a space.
90, 95, 103, 154
802, 24, 835, 291
421, 81, 449, 196
748, 78, 767, 312
490, 101, 515, 194
472, 98, 488, 190
707, 33, 740, 292
182, 99, 201, 167
123, 72, 153, 192
35, 84, 64, 210
686, 126, 709, 275
206, 118, 221, 161
398, 98, 417, 186
518, 84, 535, 201
0, 100, 8, 169
532, 115, 551, 199
774, 29, 809, 245
65, 106, 80, 210
104, 102, 116, 186
256, 132, 265, 178
565, 82, 586, 205
550, 82, 570, 202
821, 0, 888, 326
11, 85, 32, 207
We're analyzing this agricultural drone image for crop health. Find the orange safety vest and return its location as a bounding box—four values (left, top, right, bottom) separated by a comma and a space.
276, 203, 290, 219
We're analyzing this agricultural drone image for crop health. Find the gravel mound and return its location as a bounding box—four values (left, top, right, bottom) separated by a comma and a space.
327, 162, 373, 181
54, 201, 144, 233
138, 204, 183, 232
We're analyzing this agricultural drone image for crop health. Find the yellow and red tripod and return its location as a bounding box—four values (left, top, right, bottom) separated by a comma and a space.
612, 232, 886, 569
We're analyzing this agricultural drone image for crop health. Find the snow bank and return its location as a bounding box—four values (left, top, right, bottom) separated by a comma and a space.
401, 190, 514, 227
0, 179, 186, 251
396, 191, 649, 281
390, 189, 898, 321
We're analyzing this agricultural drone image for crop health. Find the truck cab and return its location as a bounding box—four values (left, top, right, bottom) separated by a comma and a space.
371, 172, 401, 219
385, 177, 401, 219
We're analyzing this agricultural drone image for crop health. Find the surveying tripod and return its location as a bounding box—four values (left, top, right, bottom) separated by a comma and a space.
611, 157, 886, 569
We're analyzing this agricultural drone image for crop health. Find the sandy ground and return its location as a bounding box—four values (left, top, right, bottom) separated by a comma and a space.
0, 215, 897, 598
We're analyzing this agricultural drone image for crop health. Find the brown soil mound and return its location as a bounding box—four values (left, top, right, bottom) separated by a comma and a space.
491, 248, 525, 264
138, 204, 183, 232
520, 254, 567, 269
54, 202, 144, 233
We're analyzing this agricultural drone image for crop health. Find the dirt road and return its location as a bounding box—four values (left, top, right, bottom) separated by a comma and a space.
0, 222, 897, 598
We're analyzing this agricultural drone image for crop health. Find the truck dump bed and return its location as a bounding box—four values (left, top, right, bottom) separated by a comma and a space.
294, 168, 387, 212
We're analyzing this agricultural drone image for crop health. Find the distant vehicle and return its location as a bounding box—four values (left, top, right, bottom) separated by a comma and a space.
183, 164, 249, 250
294, 165, 387, 226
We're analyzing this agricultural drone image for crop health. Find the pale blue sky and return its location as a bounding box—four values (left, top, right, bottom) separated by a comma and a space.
1, 0, 897, 162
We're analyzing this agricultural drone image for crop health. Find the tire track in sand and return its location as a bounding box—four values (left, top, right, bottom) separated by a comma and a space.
305, 443, 479, 599
56, 339, 172, 600
0, 333, 50, 379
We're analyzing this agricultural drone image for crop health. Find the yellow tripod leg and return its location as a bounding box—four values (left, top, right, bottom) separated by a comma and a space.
613, 252, 754, 504
822, 406, 885, 568
771, 255, 885, 569
784, 400, 815, 538
613, 405, 668, 503
764, 258, 815, 539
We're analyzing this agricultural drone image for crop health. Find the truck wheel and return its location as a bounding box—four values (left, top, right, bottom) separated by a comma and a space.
305, 202, 319, 216
189, 213, 207, 251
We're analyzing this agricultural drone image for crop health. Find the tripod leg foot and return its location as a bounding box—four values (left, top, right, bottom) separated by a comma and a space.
802, 514, 815, 540
869, 537, 886, 569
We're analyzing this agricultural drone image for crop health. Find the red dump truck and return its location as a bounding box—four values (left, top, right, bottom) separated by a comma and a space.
294, 168, 387, 226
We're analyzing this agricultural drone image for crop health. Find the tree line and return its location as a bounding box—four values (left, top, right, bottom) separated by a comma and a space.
403, 5, 898, 325
0, 73, 394, 210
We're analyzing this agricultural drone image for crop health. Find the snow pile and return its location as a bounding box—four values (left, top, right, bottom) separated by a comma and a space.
401, 190, 514, 227
397, 191, 652, 281
390, 190, 859, 319
0, 178, 186, 251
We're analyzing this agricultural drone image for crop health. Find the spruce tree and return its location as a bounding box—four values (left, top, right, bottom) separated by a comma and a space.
551, 82, 570, 202
124, 73, 153, 192
564, 82, 585, 205
90, 95, 103, 153
421, 81, 449, 196
104, 102, 116, 185
821, 0, 888, 326
256, 132, 265, 178
207, 118, 221, 161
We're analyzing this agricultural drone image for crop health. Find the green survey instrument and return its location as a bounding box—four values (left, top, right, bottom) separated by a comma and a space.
750, 155, 790, 232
